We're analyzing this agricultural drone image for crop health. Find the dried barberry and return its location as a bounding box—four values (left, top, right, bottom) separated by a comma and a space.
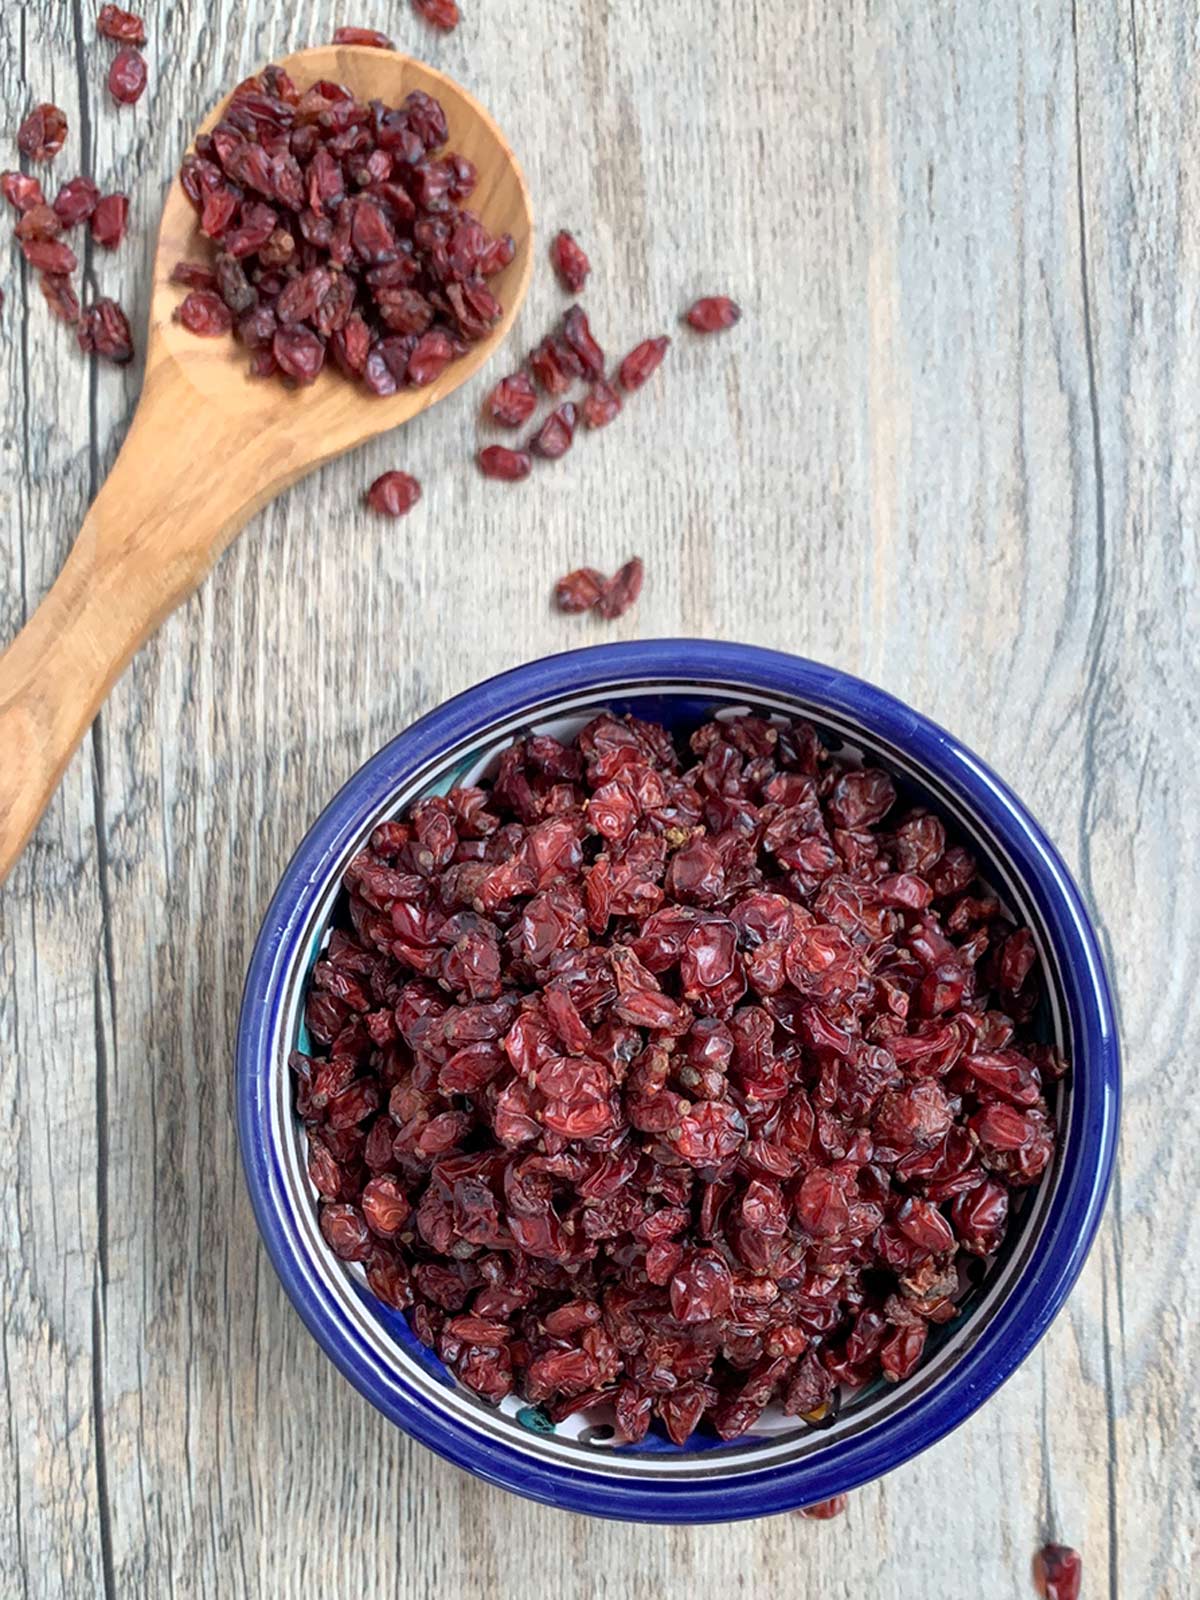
685, 296, 741, 332
551, 229, 589, 292
619, 335, 670, 391
97, 4, 146, 42
529, 401, 577, 460
2, 171, 46, 214
90, 193, 129, 248
554, 568, 604, 612
1033, 1545, 1082, 1600
175, 290, 232, 336
366, 470, 421, 516
77, 298, 133, 363
596, 556, 643, 619
412, 0, 460, 30
478, 445, 531, 481
108, 47, 148, 105
17, 104, 68, 162
332, 26, 395, 47
483, 370, 537, 427
52, 176, 100, 227
40, 274, 80, 324
582, 378, 621, 429
798, 1494, 848, 1520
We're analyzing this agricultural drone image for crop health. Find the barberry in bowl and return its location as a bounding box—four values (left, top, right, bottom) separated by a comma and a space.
236, 641, 1118, 1522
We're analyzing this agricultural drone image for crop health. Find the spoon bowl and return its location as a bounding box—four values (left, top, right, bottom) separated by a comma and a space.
153, 47, 533, 429
0, 47, 533, 882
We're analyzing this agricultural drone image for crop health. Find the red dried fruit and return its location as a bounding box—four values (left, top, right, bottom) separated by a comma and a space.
483, 370, 537, 427
619, 335, 670, 391
582, 378, 621, 429
798, 1494, 848, 1520
596, 556, 643, 619
1033, 1545, 1082, 1600
320, 1203, 372, 1261
77, 298, 133, 363
2, 171, 46, 214
412, 0, 460, 30
361, 1176, 411, 1236
685, 296, 742, 332
332, 26, 395, 47
529, 337, 575, 395
39, 274, 80, 324
365, 470, 422, 516
169, 260, 217, 290
529, 401, 577, 460
550, 229, 590, 293
273, 325, 326, 384
561, 304, 605, 379
176, 289, 233, 336
407, 328, 455, 386
554, 568, 604, 613
97, 4, 146, 42
477, 445, 531, 482
294, 707, 1064, 1439
108, 47, 148, 105
52, 176, 100, 226
90, 192, 129, 248
20, 236, 77, 275
14, 204, 61, 243
17, 104, 68, 162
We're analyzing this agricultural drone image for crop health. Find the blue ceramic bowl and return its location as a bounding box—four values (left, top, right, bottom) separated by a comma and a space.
236, 640, 1119, 1523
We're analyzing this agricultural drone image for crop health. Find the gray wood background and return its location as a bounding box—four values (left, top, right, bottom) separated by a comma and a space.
1, 1, 1196, 1596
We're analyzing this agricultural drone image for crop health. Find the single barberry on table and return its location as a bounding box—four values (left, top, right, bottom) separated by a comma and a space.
365, 470, 422, 516
412, 0, 460, 30
483, 370, 538, 427
2, 171, 46, 213
550, 229, 590, 292
529, 401, 577, 460
477, 446, 531, 482
797, 1494, 849, 1520
618, 335, 670, 391
77, 298, 133, 363
292, 706, 1062, 1442
97, 4, 146, 43
685, 296, 742, 333
581, 378, 622, 429
108, 47, 148, 105
332, 26, 395, 48
52, 176, 100, 226
1033, 1545, 1082, 1600
596, 556, 643, 619
17, 104, 68, 161
90, 193, 129, 248
40, 274, 81, 324
554, 568, 605, 612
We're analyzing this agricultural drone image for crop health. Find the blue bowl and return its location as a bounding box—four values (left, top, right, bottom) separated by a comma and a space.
236, 640, 1119, 1523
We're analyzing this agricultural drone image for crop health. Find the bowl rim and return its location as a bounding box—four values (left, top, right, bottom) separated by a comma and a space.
236, 639, 1120, 1523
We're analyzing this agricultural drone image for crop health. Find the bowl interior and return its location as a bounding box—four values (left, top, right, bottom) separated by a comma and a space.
261, 674, 1075, 1484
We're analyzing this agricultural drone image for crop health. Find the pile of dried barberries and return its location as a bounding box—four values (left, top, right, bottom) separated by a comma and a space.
292, 708, 1062, 1444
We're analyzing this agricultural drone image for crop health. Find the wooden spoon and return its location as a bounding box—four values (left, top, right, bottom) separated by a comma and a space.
0, 46, 533, 884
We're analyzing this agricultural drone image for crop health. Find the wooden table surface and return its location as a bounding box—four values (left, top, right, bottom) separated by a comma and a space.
2, 2, 1196, 1596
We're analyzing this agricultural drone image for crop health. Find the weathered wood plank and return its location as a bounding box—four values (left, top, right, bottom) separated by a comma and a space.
2, 0, 1196, 1596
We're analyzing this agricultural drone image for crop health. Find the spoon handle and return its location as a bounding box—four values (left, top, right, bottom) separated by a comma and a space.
0, 400, 272, 883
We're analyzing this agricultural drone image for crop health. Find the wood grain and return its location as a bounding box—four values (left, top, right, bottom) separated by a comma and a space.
1, 1, 1196, 1597
0, 43, 533, 883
